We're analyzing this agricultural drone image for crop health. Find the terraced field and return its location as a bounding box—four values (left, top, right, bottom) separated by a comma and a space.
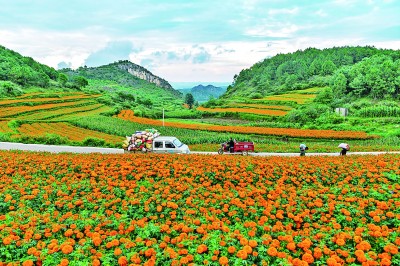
0, 92, 119, 146
0, 90, 387, 151
198, 88, 323, 117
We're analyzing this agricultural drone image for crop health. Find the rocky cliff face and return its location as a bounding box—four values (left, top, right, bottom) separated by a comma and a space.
116, 60, 174, 91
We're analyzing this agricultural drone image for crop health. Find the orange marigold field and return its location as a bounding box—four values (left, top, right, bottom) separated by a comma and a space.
0, 151, 399, 265
13, 122, 123, 144
116, 110, 375, 140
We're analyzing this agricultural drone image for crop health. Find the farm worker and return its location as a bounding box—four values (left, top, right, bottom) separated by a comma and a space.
339, 143, 350, 156
228, 137, 235, 153
299, 143, 308, 156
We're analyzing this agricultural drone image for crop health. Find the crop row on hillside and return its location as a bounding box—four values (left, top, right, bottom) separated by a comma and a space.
197, 107, 288, 116
0, 93, 100, 107
0, 151, 399, 265
115, 110, 375, 140
0, 100, 97, 118
0, 121, 13, 133
227, 103, 293, 111
16, 103, 106, 121
260, 94, 316, 104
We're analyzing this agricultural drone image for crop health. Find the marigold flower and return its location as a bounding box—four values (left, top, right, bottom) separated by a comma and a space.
248, 239, 258, 248
197, 244, 208, 254
118, 256, 128, 266
22, 260, 34, 266
267, 246, 277, 256
302, 253, 314, 264
236, 249, 248, 260
218, 256, 229, 265
287, 242, 296, 251
59, 258, 69, 266
336, 238, 345, 246
2, 237, 12, 245
227, 246, 236, 254
114, 247, 122, 256
61, 244, 73, 254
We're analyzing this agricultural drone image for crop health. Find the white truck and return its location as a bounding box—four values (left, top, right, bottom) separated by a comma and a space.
125, 135, 190, 154
151, 136, 190, 154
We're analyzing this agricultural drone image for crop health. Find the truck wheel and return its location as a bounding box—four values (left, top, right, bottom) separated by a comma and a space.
218, 148, 223, 155
242, 151, 248, 156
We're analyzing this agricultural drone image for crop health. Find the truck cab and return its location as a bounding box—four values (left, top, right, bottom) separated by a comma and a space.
152, 136, 190, 154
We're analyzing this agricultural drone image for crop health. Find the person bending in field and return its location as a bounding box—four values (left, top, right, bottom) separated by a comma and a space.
299, 143, 308, 156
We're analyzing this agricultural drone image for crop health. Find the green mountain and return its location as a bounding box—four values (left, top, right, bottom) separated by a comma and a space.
178, 84, 227, 103
60, 60, 182, 98
223, 46, 400, 102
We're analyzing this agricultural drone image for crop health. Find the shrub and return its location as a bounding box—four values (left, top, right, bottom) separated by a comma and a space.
0, 81, 23, 97
41, 134, 70, 145
81, 137, 107, 147
249, 92, 263, 99
286, 104, 331, 125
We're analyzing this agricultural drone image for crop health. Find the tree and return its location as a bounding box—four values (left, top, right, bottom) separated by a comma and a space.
185, 93, 195, 109
315, 87, 333, 105
58, 73, 68, 87
73, 76, 88, 88
321, 60, 337, 75
331, 72, 347, 98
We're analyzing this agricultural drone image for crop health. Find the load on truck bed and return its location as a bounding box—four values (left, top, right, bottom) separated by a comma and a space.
123, 129, 190, 154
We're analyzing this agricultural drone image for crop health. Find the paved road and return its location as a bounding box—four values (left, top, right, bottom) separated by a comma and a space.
193, 151, 400, 156
1, 142, 400, 156
0, 142, 124, 154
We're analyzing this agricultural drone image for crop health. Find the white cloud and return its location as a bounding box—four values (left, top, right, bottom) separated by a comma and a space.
334, 0, 359, 5
0, 28, 109, 69
245, 24, 300, 38
315, 9, 327, 17
268, 7, 299, 15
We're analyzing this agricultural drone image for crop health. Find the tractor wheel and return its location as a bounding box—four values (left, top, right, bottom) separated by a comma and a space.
218, 148, 224, 155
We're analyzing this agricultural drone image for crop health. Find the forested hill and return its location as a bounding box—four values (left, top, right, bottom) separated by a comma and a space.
60, 60, 182, 98
0, 45, 59, 87
223, 46, 400, 101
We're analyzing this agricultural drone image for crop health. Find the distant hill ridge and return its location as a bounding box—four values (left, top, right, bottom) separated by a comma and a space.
179, 84, 227, 103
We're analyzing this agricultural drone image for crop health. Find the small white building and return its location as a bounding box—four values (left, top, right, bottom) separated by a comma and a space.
335, 108, 348, 117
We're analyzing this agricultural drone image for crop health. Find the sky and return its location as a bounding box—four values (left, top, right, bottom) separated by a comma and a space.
0, 0, 399, 85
